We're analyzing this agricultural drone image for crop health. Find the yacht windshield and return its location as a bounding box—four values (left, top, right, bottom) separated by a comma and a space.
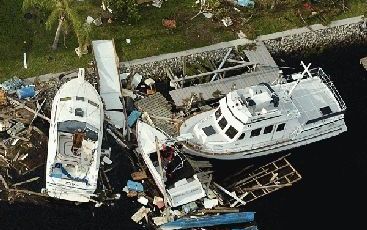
57, 121, 98, 141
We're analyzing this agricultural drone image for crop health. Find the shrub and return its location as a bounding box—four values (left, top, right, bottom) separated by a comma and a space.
107, 0, 141, 23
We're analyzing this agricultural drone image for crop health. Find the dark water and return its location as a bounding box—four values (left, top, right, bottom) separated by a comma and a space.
247, 44, 367, 230
1, 44, 367, 230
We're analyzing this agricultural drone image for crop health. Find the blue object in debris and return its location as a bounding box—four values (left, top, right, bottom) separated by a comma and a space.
160, 212, 255, 230
237, 0, 255, 7
232, 225, 258, 230
17, 85, 35, 99
182, 202, 198, 214
127, 179, 144, 192
0, 76, 23, 92
127, 110, 142, 128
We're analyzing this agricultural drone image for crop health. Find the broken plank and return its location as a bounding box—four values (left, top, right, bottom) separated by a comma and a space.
8, 97, 50, 122
171, 62, 257, 83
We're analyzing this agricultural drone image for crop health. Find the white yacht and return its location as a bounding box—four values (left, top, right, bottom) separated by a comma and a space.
46, 68, 104, 202
180, 63, 347, 160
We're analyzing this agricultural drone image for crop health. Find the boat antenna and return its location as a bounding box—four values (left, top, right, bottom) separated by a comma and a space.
300, 61, 312, 78
78, 68, 85, 82
288, 61, 312, 95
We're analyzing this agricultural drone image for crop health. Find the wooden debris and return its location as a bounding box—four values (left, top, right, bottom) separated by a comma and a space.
196, 207, 240, 214
213, 182, 247, 206
170, 62, 257, 83
8, 97, 51, 123
0, 174, 9, 189
106, 128, 128, 149
0, 90, 8, 106
12, 177, 40, 187
225, 155, 301, 205
131, 206, 151, 223
360, 56, 367, 71
155, 137, 164, 179
131, 170, 148, 181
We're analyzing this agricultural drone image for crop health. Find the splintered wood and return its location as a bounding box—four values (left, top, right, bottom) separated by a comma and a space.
225, 156, 301, 206
360, 57, 367, 71
0, 90, 8, 106
135, 92, 178, 137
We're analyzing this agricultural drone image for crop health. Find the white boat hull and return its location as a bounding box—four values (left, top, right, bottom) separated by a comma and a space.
182, 118, 347, 160
46, 69, 103, 202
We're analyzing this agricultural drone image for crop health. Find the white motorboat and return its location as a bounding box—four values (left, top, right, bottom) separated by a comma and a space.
45, 68, 104, 202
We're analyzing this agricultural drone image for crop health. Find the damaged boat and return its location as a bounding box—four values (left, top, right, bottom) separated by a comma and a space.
180, 63, 347, 159
135, 120, 206, 207
45, 68, 104, 202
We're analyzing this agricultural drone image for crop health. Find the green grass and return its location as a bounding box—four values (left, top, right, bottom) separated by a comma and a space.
1, 0, 366, 81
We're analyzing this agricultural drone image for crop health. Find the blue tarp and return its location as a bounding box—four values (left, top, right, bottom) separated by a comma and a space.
127, 180, 144, 192
51, 163, 89, 184
237, 0, 255, 7
161, 212, 255, 230
17, 85, 35, 99
0, 76, 23, 92
127, 110, 141, 128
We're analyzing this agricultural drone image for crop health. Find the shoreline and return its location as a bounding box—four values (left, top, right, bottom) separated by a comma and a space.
24, 15, 367, 81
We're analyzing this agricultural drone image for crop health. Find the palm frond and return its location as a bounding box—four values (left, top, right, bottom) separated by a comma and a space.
22, 0, 57, 11
45, 8, 62, 30
65, 6, 88, 47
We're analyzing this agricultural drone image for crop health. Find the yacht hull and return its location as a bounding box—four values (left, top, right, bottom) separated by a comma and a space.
182, 117, 347, 160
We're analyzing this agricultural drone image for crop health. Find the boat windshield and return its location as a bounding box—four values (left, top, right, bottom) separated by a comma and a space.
57, 121, 98, 141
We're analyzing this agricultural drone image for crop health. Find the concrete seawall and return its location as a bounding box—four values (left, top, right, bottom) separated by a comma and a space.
120, 15, 367, 77
31, 15, 367, 80
260, 16, 367, 55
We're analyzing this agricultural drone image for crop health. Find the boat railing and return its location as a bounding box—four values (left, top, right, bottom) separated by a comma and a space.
310, 68, 347, 111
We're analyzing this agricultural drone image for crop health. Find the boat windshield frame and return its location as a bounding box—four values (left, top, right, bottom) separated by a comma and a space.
57, 121, 99, 141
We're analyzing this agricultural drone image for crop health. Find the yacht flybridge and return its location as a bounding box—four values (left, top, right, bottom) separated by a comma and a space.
180, 63, 347, 160
46, 68, 104, 202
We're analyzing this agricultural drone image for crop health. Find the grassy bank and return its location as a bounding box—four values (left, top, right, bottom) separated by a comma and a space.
0, 0, 366, 81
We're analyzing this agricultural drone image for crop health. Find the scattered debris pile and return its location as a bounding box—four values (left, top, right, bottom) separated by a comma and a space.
0, 77, 50, 204
0, 69, 107, 205
113, 87, 302, 229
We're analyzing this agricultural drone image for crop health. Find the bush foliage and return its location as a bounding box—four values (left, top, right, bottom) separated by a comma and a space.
107, 0, 141, 23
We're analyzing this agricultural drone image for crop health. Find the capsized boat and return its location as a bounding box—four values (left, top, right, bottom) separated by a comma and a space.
45, 68, 104, 202
180, 63, 347, 160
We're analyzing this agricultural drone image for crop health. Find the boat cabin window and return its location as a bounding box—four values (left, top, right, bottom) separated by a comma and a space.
264, 125, 274, 134
57, 121, 98, 141
238, 133, 246, 140
60, 97, 71, 101
203, 126, 216, 136
75, 108, 84, 117
215, 108, 221, 119
88, 100, 99, 108
225, 126, 238, 139
276, 123, 285, 132
320, 106, 332, 116
251, 128, 261, 137
218, 117, 227, 130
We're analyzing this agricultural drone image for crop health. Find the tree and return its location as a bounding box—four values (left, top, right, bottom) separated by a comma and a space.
23, 0, 89, 51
